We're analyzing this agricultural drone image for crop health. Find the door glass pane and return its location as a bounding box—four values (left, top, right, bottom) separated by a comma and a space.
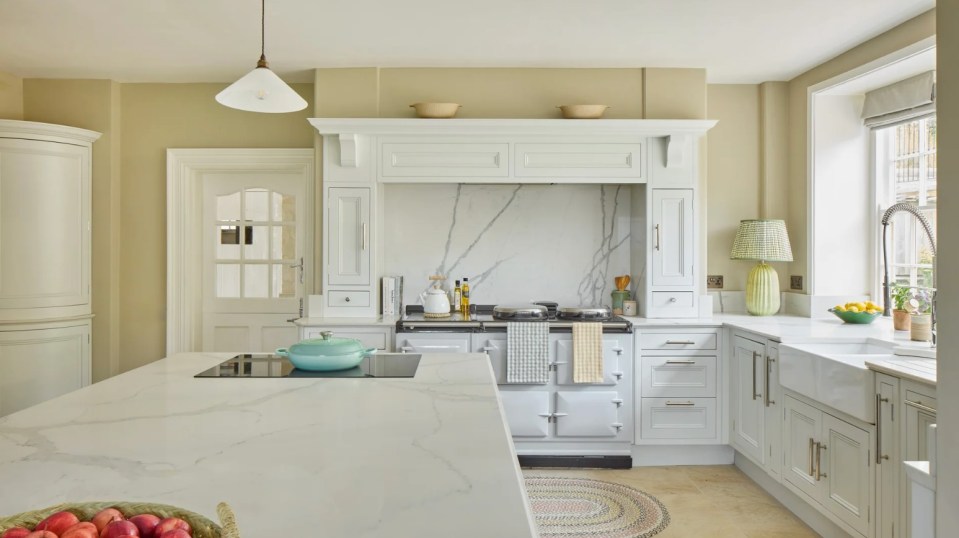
272, 225, 295, 260
243, 226, 269, 260
245, 188, 269, 221
217, 191, 241, 222
273, 263, 295, 298
244, 265, 269, 298
216, 264, 240, 298
217, 226, 241, 259
272, 192, 296, 222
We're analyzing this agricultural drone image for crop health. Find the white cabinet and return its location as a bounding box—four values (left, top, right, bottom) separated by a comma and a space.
900, 381, 936, 538
379, 141, 509, 180
730, 334, 766, 464
301, 325, 393, 352
875, 373, 899, 538
651, 189, 693, 288
513, 143, 644, 180
784, 395, 873, 538
635, 329, 721, 444
764, 343, 782, 481
0, 321, 91, 416
327, 187, 371, 287
397, 334, 470, 354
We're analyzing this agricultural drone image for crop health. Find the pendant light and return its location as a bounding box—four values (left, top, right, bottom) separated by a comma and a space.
215, 0, 307, 113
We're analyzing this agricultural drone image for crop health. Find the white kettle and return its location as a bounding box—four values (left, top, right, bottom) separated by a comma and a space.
420, 284, 452, 317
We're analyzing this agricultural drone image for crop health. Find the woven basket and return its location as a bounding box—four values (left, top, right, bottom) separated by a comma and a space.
0, 501, 239, 538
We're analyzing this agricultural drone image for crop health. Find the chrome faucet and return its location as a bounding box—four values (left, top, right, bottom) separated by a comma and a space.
881, 202, 937, 347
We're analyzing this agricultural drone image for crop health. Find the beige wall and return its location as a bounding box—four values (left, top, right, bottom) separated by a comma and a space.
705, 85, 763, 291
22, 79, 122, 382
935, 1, 958, 531
0, 71, 23, 120
119, 83, 314, 372
786, 9, 936, 292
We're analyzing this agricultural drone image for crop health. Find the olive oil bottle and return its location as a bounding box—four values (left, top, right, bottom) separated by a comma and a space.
461, 278, 470, 317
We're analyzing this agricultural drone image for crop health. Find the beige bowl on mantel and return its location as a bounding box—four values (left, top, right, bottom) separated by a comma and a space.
409, 102, 462, 118
558, 104, 609, 119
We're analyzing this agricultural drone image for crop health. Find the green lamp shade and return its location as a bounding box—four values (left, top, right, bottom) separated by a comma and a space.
731, 220, 794, 316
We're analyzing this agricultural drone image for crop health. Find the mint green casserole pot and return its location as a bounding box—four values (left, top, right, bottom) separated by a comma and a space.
276, 331, 376, 371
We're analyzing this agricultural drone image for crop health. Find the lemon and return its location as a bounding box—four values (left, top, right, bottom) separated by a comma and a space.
866, 301, 881, 310
834, 305, 847, 312
848, 306, 861, 313
866, 308, 879, 314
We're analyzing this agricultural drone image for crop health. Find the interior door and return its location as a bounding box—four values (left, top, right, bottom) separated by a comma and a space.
731, 335, 765, 463
201, 172, 309, 352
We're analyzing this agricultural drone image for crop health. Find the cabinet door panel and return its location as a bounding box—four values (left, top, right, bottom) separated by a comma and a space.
822, 414, 871, 536
0, 139, 89, 310
783, 396, 821, 501
0, 323, 90, 416
651, 189, 693, 287
554, 391, 621, 438
553, 335, 625, 386
499, 390, 551, 437
640, 397, 716, 440
327, 188, 370, 286
514, 143, 644, 179
641, 355, 716, 398
380, 142, 509, 179
875, 374, 899, 538
764, 344, 782, 481
731, 336, 765, 463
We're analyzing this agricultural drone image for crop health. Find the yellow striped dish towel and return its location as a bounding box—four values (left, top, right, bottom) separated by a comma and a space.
573, 322, 604, 383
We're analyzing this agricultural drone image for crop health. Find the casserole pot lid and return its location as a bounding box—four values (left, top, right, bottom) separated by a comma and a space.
289, 331, 365, 355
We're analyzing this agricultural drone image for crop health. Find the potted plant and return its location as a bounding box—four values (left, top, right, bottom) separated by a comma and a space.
890, 284, 912, 331
907, 288, 933, 342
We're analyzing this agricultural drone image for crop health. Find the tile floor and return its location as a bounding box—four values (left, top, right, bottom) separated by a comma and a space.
523, 465, 819, 538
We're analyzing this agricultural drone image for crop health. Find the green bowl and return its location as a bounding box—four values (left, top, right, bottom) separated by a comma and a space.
829, 308, 881, 324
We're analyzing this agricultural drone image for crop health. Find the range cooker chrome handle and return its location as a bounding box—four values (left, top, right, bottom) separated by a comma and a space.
400, 346, 414, 353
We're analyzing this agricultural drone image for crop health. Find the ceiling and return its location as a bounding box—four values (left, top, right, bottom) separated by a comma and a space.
0, 0, 934, 84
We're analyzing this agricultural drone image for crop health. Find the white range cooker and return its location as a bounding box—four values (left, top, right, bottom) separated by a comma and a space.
395, 303, 634, 468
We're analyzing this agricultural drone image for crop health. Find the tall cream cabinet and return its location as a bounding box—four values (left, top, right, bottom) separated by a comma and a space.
0, 120, 99, 416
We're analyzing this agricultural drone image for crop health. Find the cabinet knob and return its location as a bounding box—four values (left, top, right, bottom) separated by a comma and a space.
345, 296, 351, 303
669, 297, 677, 303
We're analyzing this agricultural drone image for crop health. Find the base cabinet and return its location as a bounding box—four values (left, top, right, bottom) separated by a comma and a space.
900, 380, 936, 538
730, 333, 767, 463
784, 394, 873, 538
875, 373, 900, 538
0, 321, 91, 416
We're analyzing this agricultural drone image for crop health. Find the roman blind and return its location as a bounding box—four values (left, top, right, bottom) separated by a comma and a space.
862, 71, 935, 128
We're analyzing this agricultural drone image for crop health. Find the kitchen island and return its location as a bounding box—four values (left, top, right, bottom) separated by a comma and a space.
0, 352, 537, 538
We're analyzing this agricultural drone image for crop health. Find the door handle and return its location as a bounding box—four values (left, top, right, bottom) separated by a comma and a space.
809, 437, 816, 477
752, 351, 761, 400
289, 257, 304, 284
765, 355, 775, 407
815, 442, 828, 481
654, 224, 661, 251
361, 222, 367, 251
876, 394, 890, 464
904, 399, 937, 415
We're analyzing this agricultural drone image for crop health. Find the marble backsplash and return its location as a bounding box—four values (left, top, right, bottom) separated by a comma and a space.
384, 183, 631, 309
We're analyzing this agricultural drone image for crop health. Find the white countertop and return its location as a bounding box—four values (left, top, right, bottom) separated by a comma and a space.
865, 356, 937, 385
0, 353, 537, 538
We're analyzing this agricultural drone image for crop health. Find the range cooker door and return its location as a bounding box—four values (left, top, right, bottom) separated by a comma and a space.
499, 390, 551, 437
554, 391, 622, 438
397, 334, 470, 354
552, 335, 626, 386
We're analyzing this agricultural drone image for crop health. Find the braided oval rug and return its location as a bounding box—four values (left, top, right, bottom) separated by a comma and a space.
524, 475, 670, 538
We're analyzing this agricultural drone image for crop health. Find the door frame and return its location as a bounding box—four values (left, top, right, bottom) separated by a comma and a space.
166, 148, 314, 354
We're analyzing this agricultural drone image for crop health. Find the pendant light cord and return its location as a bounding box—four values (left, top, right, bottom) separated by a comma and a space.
256, 0, 268, 68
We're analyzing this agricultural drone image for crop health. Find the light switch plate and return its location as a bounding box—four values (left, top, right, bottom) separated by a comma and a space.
706, 275, 724, 289
790, 275, 803, 291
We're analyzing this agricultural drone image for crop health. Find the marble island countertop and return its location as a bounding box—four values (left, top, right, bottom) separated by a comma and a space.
0, 352, 537, 538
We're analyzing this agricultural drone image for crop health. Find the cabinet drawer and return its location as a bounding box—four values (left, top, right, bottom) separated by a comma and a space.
650, 291, 695, 310
327, 291, 370, 308
302, 328, 389, 351
640, 332, 717, 350
380, 142, 509, 178
641, 356, 717, 397
514, 143, 644, 179
640, 398, 717, 440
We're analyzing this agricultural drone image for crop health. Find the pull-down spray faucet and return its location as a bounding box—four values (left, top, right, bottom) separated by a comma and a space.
881, 202, 937, 343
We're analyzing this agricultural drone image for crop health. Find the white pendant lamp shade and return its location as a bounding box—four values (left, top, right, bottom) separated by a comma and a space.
215, 62, 307, 113
216, 0, 307, 113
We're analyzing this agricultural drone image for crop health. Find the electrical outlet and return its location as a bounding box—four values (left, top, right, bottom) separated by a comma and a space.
790, 275, 803, 291
706, 275, 724, 289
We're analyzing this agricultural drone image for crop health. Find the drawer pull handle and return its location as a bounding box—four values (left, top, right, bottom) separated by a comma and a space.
665, 401, 695, 406
665, 359, 696, 365
665, 340, 695, 345
904, 399, 936, 415
668, 297, 677, 303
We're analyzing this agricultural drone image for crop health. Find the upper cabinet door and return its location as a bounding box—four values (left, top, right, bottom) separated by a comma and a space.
514, 143, 645, 181
0, 138, 90, 311
379, 142, 509, 180
328, 187, 371, 286
651, 189, 693, 287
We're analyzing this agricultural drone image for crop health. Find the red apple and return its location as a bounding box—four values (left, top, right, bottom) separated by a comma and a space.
152, 518, 189, 538
99, 520, 139, 538
157, 531, 190, 538
36, 510, 80, 536
24, 532, 57, 538
1, 528, 31, 538
127, 515, 160, 538
91, 509, 124, 532
62, 522, 99, 538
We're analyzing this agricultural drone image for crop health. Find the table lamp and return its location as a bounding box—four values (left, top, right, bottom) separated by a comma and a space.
730, 219, 794, 316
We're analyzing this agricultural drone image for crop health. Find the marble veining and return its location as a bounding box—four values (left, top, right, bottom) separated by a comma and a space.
385, 184, 631, 307
0, 353, 537, 538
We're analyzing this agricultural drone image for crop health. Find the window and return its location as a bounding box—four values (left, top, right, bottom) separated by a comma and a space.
875, 116, 937, 290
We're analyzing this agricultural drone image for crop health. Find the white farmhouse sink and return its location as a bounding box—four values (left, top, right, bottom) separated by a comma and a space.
779, 339, 894, 423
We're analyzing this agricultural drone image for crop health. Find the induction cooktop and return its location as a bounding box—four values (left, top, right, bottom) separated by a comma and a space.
194, 353, 422, 378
